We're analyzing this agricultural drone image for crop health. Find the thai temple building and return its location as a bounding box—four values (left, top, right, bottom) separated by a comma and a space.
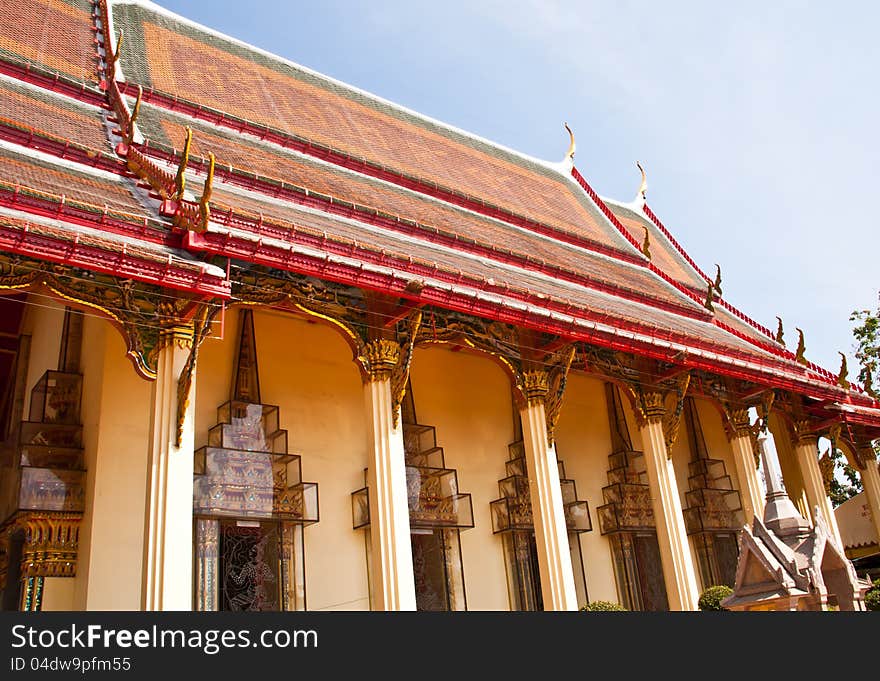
1, 0, 879, 612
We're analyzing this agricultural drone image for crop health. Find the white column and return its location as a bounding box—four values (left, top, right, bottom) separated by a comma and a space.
518, 379, 577, 611
638, 410, 700, 611
794, 436, 843, 546
142, 325, 195, 611
363, 340, 416, 611
856, 450, 880, 547
729, 426, 765, 525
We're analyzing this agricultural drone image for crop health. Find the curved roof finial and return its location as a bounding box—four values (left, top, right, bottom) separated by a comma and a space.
636, 161, 647, 202
775, 316, 785, 346
713, 264, 723, 297
795, 327, 807, 365
837, 352, 849, 389
564, 122, 576, 162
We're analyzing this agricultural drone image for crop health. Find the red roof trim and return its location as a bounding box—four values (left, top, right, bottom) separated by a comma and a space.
0, 117, 124, 175
182, 212, 836, 383
0, 220, 229, 297
0, 181, 175, 247
183, 228, 874, 407
0, 57, 107, 110
640, 202, 849, 388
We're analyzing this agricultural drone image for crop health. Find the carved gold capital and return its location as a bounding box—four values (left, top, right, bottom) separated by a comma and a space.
158, 324, 194, 351
361, 339, 401, 382
852, 444, 875, 471
722, 404, 752, 440
790, 418, 817, 448
521, 370, 550, 404
17, 513, 81, 579
635, 390, 666, 427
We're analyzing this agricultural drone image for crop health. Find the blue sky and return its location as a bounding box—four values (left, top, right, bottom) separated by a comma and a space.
158, 0, 878, 381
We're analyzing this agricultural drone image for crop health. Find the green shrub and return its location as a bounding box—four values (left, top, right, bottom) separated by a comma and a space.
580, 600, 627, 612
698, 585, 734, 611
866, 579, 880, 611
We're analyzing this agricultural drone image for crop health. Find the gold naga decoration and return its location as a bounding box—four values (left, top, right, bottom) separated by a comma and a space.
775, 316, 785, 345
198, 152, 215, 230
641, 226, 651, 260
175, 127, 193, 200
818, 449, 835, 496
836, 352, 849, 389
703, 281, 715, 312
794, 328, 807, 365
564, 122, 576, 162
713, 264, 723, 297
124, 85, 142, 146
636, 161, 647, 201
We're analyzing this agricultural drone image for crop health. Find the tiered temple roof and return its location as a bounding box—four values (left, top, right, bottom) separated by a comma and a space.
0, 0, 878, 430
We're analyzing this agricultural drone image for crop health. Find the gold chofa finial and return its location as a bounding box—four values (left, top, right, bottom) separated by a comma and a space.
564, 122, 575, 162
125, 85, 142, 146
795, 327, 807, 365
775, 316, 784, 345
636, 161, 647, 200
703, 282, 715, 312
837, 352, 849, 388
198, 152, 215, 231
641, 226, 651, 260
112, 30, 124, 65
175, 127, 193, 200
713, 264, 723, 297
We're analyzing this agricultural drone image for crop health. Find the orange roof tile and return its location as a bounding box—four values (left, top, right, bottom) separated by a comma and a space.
111, 2, 634, 254
1, 0, 98, 83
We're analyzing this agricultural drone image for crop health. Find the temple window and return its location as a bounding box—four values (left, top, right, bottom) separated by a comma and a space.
680, 398, 743, 589
490, 439, 592, 610
352, 383, 473, 610
193, 310, 318, 611
597, 383, 669, 611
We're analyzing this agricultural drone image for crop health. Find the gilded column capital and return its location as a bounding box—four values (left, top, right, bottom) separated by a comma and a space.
158, 324, 195, 351
851, 444, 876, 472
790, 418, 818, 448
723, 406, 753, 441
16, 512, 81, 579
632, 390, 666, 427
521, 370, 550, 404
360, 339, 402, 382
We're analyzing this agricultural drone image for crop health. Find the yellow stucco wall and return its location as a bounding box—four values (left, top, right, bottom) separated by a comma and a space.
554, 373, 620, 605
40, 577, 76, 611
20, 295, 65, 418
74, 317, 150, 610
196, 309, 370, 611
409, 345, 513, 611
